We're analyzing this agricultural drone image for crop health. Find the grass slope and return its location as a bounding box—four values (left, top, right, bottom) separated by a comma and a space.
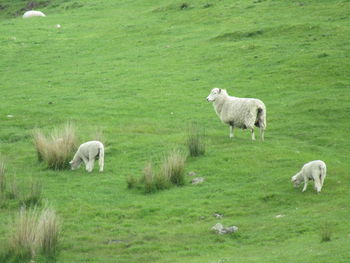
0, 0, 350, 262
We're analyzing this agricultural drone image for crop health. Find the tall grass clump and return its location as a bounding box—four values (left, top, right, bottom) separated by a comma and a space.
32, 123, 77, 170
143, 162, 156, 193
320, 221, 332, 242
160, 150, 186, 186
8, 207, 40, 260
186, 122, 205, 157
92, 128, 107, 146
5, 206, 60, 261
37, 207, 60, 257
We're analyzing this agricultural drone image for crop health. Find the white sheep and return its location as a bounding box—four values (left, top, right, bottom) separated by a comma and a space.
206, 88, 266, 140
23, 10, 46, 18
69, 141, 104, 173
291, 160, 327, 193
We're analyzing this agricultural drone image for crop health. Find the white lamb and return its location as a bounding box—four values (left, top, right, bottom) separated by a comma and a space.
291, 160, 327, 193
23, 10, 46, 18
69, 141, 104, 173
206, 88, 266, 140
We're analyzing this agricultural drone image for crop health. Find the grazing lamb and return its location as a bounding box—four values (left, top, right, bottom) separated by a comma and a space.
206, 88, 266, 141
291, 160, 327, 193
23, 10, 46, 18
69, 141, 104, 173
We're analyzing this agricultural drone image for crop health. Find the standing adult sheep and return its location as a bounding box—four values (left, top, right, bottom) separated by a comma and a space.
206, 88, 266, 141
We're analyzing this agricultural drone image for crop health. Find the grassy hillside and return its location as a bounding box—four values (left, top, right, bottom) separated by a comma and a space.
0, 0, 350, 262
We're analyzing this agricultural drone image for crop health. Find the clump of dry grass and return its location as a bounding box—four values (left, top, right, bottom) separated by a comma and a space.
143, 162, 156, 193
160, 150, 186, 186
6, 206, 61, 261
92, 128, 107, 146
32, 123, 77, 170
37, 207, 60, 257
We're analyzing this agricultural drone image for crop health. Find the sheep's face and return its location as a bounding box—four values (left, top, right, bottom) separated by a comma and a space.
69, 159, 81, 170
206, 88, 221, 102
291, 175, 302, 187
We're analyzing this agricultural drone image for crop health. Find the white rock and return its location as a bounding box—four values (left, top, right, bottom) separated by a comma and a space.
275, 214, 285, 218
7, 115, 14, 118
191, 177, 204, 185
56, 24, 61, 28
23, 10, 46, 18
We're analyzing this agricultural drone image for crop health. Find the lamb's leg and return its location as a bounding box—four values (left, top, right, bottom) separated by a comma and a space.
230, 126, 234, 138
251, 129, 256, 140
80, 156, 89, 171
87, 160, 95, 173
87, 152, 96, 172
302, 180, 308, 192
313, 175, 322, 193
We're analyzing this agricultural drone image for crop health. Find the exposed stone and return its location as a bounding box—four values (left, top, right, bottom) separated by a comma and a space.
212, 223, 238, 234
191, 177, 204, 184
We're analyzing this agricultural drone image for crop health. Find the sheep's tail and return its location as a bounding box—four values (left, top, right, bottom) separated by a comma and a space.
98, 143, 104, 172
255, 103, 266, 141
256, 105, 266, 129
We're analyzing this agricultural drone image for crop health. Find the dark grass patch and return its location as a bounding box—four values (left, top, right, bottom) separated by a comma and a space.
214, 30, 264, 41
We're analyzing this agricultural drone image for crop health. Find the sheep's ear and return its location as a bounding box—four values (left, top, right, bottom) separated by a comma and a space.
69, 161, 73, 164
218, 88, 221, 93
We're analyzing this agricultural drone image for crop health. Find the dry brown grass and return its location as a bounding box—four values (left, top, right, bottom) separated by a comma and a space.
32, 123, 78, 170
7, 206, 60, 261
160, 150, 186, 186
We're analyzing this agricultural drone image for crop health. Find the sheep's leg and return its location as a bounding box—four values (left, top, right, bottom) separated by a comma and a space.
251, 129, 256, 140
88, 160, 95, 173
81, 156, 89, 171
260, 127, 265, 141
313, 175, 322, 193
302, 180, 308, 192
87, 152, 96, 172
229, 126, 234, 138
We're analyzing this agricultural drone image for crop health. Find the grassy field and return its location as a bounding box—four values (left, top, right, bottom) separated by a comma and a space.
0, 0, 350, 262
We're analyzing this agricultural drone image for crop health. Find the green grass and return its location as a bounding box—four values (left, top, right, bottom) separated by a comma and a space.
0, 0, 350, 262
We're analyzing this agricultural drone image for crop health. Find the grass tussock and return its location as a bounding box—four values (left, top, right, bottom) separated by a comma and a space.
320, 221, 332, 242
5, 206, 60, 261
187, 122, 205, 157
92, 128, 107, 146
32, 123, 77, 170
160, 150, 186, 186
143, 162, 156, 193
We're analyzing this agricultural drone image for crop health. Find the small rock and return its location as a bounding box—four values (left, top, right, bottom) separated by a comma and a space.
56, 24, 61, 28
191, 177, 204, 185
188, 171, 197, 176
7, 115, 13, 118
212, 223, 238, 234
275, 214, 285, 218
213, 213, 223, 219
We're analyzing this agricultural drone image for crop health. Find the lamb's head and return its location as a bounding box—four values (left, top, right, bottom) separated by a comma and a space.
69, 158, 81, 170
291, 174, 302, 187
206, 88, 222, 102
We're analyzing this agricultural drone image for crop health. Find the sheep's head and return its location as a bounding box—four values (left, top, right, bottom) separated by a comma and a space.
69, 159, 81, 170
291, 174, 302, 187
206, 88, 221, 102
